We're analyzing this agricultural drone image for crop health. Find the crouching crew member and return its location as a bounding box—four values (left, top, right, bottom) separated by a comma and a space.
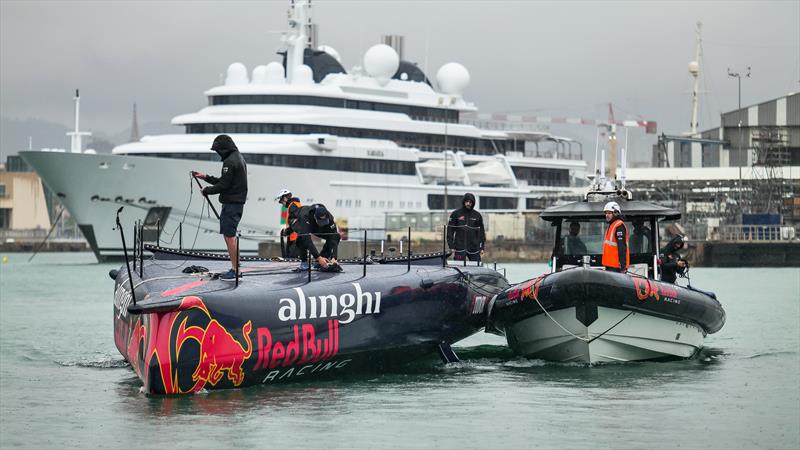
660, 235, 688, 283
276, 189, 340, 271
447, 193, 486, 261
601, 201, 629, 273
191, 134, 247, 281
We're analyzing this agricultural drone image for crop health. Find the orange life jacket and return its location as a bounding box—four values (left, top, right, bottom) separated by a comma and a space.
289, 231, 298, 242
602, 218, 630, 269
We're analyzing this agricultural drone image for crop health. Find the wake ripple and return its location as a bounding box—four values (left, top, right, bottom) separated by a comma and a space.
56, 357, 129, 369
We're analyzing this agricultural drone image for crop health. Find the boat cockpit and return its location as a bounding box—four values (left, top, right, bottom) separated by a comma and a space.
541, 198, 682, 280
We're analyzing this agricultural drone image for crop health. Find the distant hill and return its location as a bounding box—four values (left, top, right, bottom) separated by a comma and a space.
0, 117, 71, 159
0, 116, 178, 161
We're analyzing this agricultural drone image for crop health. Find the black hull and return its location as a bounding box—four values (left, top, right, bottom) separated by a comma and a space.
113, 256, 507, 394
487, 268, 725, 338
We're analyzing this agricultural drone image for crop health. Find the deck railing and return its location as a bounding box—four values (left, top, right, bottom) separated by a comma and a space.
714, 224, 795, 242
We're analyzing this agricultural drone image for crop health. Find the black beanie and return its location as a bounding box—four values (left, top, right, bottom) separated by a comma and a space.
211, 134, 238, 152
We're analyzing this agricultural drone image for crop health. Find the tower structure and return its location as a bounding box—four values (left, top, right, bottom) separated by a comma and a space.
129, 103, 140, 142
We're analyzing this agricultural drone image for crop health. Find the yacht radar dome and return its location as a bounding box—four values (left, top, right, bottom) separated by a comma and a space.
291, 64, 314, 85
264, 62, 286, 84
363, 44, 399, 86
436, 62, 470, 95
688, 60, 699, 75
251, 65, 268, 84
225, 63, 249, 86
318, 45, 342, 62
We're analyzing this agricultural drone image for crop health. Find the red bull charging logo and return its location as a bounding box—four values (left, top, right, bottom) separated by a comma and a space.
173, 296, 253, 393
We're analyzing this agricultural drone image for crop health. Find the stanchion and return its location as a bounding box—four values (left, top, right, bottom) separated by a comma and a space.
139, 221, 144, 277
235, 232, 240, 288
307, 252, 312, 283
442, 224, 447, 267
132, 221, 137, 272
363, 230, 368, 277
179, 222, 183, 250
115, 207, 136, 306
407, 226, 411, 272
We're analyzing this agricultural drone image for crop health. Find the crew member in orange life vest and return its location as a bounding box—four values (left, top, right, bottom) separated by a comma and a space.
275, 189, 332, 270
601, 201, 630, 273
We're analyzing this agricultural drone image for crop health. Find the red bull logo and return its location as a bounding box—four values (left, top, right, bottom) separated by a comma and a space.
174, 297, 253, 392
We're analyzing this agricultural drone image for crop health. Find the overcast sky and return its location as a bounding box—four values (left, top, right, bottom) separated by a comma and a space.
1, 0, 798, 161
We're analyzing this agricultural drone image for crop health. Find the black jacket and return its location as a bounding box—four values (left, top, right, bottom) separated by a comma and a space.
203, 137, 247, 204
290, 204, 339, 259
659, 236, 686, 283
447, 193, 486, 253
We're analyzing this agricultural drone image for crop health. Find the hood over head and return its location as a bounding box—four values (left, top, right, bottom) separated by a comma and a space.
663, 235, 686, 254
462, 193, 476, 209
211, 134, 238, 159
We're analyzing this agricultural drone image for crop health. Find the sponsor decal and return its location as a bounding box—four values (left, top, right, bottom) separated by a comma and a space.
470, 295, 487, 315
632, 277, 680, 304
139, 296, 253, 394
114, 282, 134, 319
277, 283, 381, 324
261, 359, 353, 383
176, 316, 253, 391
505, 275, 546, 304
255, 320, 339, 372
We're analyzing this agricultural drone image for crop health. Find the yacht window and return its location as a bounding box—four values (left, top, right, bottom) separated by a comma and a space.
480, 196, 517, 210
345, 199, 352, 207
208, 94, 459, 123
427, 194, 461, 210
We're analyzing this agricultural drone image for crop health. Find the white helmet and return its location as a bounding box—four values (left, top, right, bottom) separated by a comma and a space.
603, 201, 621, 213
274, 188, 291, 202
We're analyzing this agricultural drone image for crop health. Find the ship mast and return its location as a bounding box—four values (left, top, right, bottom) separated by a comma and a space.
283, 0, 311, 82
66, 89, 91, 153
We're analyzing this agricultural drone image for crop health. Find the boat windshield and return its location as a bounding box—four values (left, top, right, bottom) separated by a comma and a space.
554, 218, 656, 269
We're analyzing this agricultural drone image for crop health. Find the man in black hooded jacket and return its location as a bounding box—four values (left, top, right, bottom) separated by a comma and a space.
191, 134, 248, 281
659, 235, 688, 283
447, 193, 486, 261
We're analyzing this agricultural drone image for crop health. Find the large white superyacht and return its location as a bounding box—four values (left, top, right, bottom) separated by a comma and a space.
21, 1, 586, 261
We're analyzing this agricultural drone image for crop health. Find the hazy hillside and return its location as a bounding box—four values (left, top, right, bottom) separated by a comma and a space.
0, 116, 178, 161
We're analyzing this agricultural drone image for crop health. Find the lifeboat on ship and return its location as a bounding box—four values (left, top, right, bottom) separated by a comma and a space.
486, 195, 726, 363
112, 246, 509, 394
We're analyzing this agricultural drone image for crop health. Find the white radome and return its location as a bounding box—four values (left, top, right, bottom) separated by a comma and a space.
688, 61, 699, 75
225, 62, 249, 86
318, 45, 341, 62
265, 62, 286, 84
292, 64, 314, 85
363, 44, 399, 86
251, 65, 268, 84
436, 62, 470, 95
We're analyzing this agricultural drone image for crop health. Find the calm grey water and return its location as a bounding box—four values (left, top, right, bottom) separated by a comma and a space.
1, 252, 798, 449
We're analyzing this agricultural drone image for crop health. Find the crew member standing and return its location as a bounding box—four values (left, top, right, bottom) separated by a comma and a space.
447, 193, 486, 262
191, 134, 247, 281
601, 201, 629, 273
659, 235, 688, 283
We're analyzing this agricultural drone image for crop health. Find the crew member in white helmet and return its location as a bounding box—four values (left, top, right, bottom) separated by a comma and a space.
601, 201, 629, 273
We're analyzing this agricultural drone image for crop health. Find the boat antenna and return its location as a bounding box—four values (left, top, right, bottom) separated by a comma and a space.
688, 21, 702, 136
66, 89, 91, 153
593, 126, 600, 181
